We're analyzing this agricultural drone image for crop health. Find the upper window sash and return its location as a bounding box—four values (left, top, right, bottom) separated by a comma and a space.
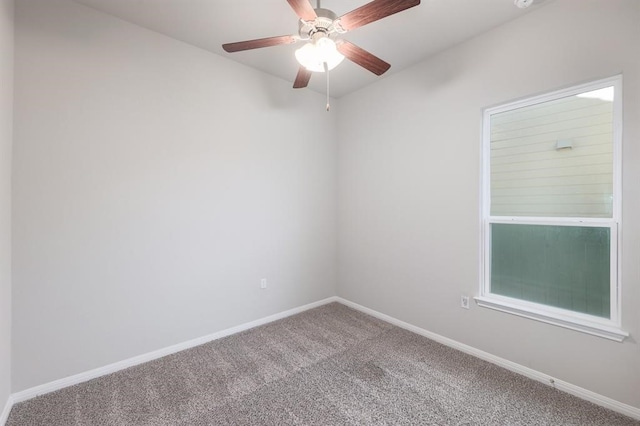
482, 75, 622, 222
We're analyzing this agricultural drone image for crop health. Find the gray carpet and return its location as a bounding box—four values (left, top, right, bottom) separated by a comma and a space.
7, 303, 639, 425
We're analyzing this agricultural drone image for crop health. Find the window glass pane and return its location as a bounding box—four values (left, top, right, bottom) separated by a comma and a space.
490, 87, 614, 218
490, 224, 610, 318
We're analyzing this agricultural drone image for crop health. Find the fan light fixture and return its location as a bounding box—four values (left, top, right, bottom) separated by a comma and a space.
295, 36, 344, 72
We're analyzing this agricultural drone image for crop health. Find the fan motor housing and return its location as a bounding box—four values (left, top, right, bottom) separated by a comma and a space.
298, 8, 342, 40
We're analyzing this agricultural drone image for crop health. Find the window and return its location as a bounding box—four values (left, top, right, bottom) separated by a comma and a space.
477, 76, 627, 341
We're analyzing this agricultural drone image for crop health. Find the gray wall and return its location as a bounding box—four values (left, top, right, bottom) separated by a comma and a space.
0, 0, 13, 413
12, 0, 337, 391
338, 0, 640, 409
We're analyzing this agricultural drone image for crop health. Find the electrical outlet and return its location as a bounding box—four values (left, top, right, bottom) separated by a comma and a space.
461, 295, 470, 309
260, 278, 267, 289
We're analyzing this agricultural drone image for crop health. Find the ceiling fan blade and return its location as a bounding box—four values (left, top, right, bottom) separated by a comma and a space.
336, 40, 390, 76
286, 0, 317, 21
222, 35, 297, 53
338, 0, 420, 32
293, 67, 312, 88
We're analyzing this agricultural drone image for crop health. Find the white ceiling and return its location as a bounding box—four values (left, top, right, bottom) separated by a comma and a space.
72, 0, 549, 98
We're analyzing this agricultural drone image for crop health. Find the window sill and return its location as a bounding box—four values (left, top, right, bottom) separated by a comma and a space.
474, 296, 629, 342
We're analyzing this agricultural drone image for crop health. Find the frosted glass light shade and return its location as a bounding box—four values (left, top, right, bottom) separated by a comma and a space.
295, 38, 344, 72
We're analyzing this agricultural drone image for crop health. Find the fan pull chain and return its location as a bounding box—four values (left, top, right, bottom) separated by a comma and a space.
324, 61, 330, 111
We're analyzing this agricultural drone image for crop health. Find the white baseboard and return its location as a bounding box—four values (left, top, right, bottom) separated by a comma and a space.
336, 297, 640, 421
10, 296, 339, 406
0, 395, 13, 426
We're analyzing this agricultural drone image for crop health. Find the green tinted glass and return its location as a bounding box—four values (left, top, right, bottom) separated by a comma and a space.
490, 224, 610, 318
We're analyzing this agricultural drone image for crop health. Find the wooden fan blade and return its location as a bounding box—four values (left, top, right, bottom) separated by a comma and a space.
338, 0, 420, 32
293, 67, 312, 88
222, 35, 297, 53
286, 0, 317, 21
336, 40, 390, 76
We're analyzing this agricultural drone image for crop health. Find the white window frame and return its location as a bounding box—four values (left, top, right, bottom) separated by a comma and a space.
476, 75, 628, 342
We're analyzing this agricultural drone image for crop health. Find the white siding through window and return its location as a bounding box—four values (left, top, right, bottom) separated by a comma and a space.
490, 94, 613, 218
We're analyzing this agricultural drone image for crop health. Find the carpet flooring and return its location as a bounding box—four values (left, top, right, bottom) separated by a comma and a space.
7, 302, 639, 425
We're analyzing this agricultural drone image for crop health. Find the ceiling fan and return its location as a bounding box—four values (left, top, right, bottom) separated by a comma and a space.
222, 0, 421, 91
